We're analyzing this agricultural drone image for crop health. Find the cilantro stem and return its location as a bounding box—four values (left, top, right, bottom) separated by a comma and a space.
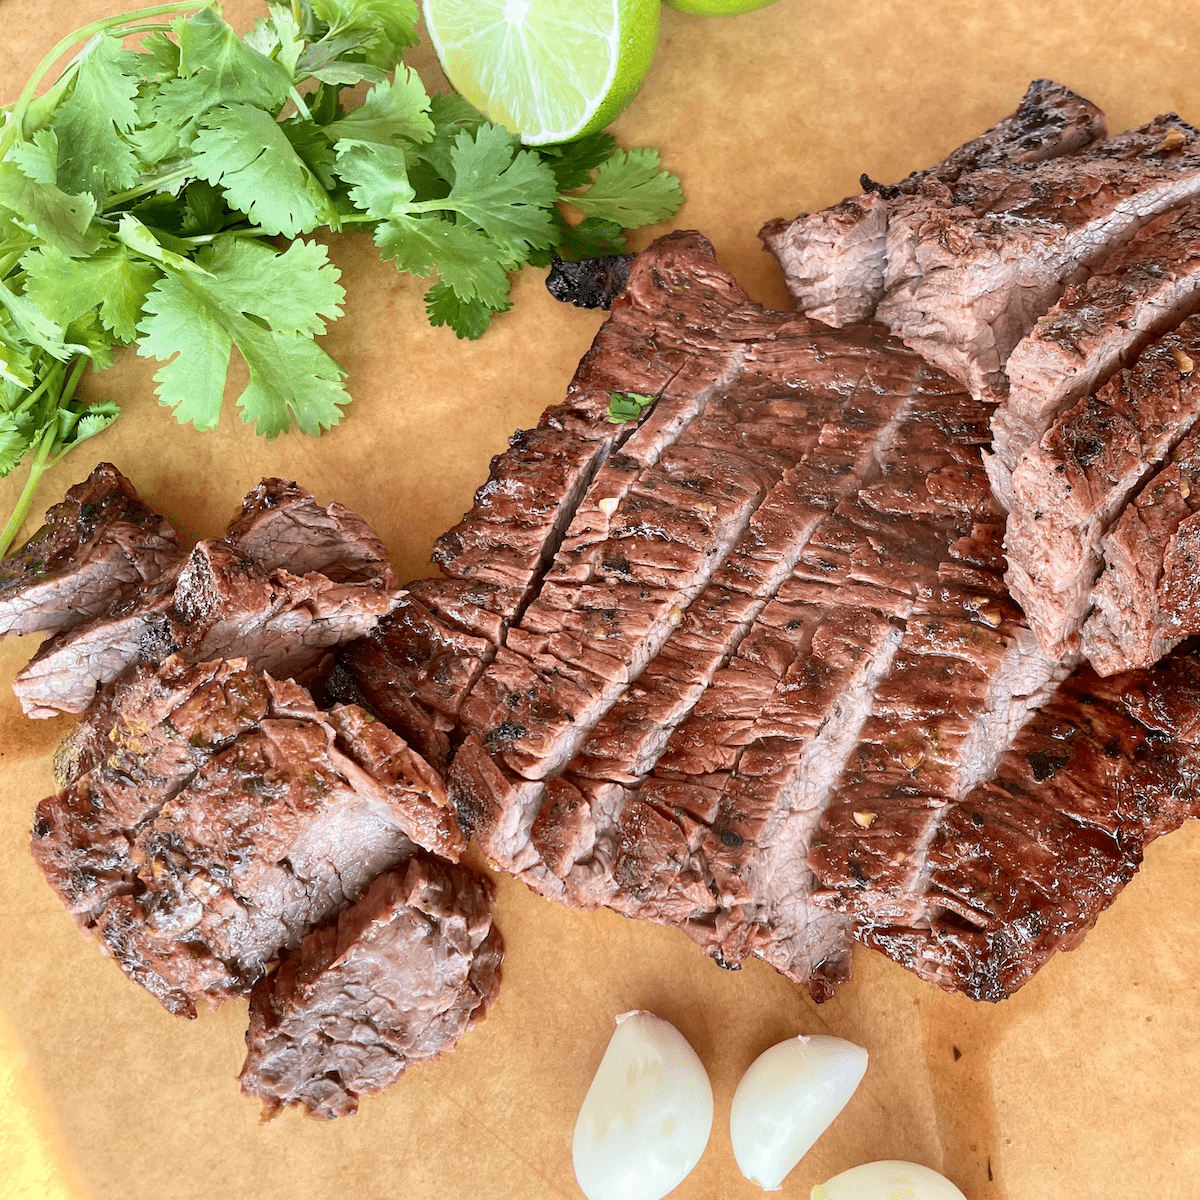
0, 4, 210, 157
0, 355, 89, 558
288, 87, 314, 123
105, 164, 195, 208
0, 424, 54, 559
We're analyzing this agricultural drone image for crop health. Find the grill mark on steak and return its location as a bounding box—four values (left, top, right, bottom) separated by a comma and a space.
989, 201, 1200, 503
31, 656, 457, 1017
1005, 315, 1200, 662
0, 463, 181, 639
760, 80, 1108, 328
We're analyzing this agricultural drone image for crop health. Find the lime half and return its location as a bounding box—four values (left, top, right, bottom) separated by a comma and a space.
423, 0, 660, 145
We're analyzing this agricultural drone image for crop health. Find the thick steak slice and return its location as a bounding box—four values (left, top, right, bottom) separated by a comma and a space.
13, 483, 396, 717
31, 656, 459, 1017
989, 202, 1200, 503
1004, 316, 1200, 661
0, 463, 180, 638
813, 645, 1200, 999
1081, 417, 1200, 672
239, 857, 502, 1120
873, 115, 1200, 399
761, 80, 1107, 327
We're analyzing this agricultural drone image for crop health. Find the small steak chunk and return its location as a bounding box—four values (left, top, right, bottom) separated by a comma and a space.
0, 463, 180, 638
239, 856, 502, 1120
32, 656, 458, 1017
13, 482, 397, 717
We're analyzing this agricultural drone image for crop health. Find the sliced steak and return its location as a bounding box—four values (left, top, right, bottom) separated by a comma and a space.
31, 656, 459, 1017
1081, 416, 1200, 672
223, 477, 396, 585
1004, 316, 1200, 660
239, 856, 502, 1119
765, 94, 1200, 402
0, 463, 180, 638
814, 644, 1200, 999
13, 483, 396, 717
760, 80, 1108, 328
989, 201, 1200, 506
341, 232, 1067, 1002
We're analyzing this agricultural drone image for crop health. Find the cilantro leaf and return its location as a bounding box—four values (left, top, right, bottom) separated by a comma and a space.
151, 9, 293, 133
56, 397, 121, 452
311, 0, 418, 67
281, 117, 341, 190
424, 283, 505, 340
433, 124, 557, 255
537, 131, 616, 192
554, 213, 627, 262
22, 243, 160, 343
567, 148, 683, 228
607, 391, 656, 424
323, 69, 434, 148
0, 164, 98, 257
136, 234, 348, 437
191, 105, 337, 237
246, 5, 306, 77
334, 140, 414, 217
139, 31, 181, 83
51, 33, 141, 200
10, 130, 60, 186
374, 213, 510, 308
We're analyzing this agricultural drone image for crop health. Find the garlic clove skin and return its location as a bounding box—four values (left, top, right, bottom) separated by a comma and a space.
729, 1033, 869, 1191
811, 1160, 969, 1200
572, 1009, 714, 1200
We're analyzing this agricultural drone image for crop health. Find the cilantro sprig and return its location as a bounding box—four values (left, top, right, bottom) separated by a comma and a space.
0, 1, 683, 555
607, 391, 657, 424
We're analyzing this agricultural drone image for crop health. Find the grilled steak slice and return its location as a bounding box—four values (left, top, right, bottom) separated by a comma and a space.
1004, 316, 1200, 661
31, 656, 459, 1017
0, 463, 180, 638
760, 80, 1107, 328
239, 856, 502, 1119
989, 201, 1200, 507
814, 644, 1200, 999
13, 482, 396, 717
1081, 417, 1200, 672
223, 478, 396, 584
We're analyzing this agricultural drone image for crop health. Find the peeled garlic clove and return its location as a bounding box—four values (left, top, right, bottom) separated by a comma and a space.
811, 1160, 968, 1200
572, 1009, 714, 1200
730, 1033, 868, 1191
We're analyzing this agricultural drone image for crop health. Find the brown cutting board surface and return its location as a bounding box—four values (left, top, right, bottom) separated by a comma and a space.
2, 3, 1198, 1198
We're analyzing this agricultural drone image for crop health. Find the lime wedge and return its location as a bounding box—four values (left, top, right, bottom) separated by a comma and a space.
423, 0, 660, 145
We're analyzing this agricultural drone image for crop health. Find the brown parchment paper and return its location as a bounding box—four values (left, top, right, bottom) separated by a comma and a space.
2, 2, 1199, 1198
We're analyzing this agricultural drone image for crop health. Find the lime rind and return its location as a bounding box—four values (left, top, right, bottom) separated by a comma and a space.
425, 0, 659, 145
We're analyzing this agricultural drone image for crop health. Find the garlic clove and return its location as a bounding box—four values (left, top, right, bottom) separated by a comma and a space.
730, 1033, 868, 1191
811, 1160, 969, 1200
572, 1010, 713, 1200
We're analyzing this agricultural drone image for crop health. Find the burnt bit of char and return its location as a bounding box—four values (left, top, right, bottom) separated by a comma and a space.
1026, 749, 1070, 781
545, 254, 634, 310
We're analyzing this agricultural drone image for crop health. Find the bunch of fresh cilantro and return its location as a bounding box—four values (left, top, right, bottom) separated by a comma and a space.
0, 0, 683, 555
